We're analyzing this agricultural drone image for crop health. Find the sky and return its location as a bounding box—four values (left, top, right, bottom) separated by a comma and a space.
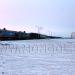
0, 0, 75, 37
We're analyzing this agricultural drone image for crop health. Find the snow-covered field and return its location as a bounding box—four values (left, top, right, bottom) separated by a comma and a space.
0, 39, 75, 75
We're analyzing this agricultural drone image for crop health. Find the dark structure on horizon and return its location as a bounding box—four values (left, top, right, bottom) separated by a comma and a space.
0, 28, 62, 40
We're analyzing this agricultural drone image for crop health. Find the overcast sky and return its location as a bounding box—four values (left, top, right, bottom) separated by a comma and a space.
0, 0, 75, 37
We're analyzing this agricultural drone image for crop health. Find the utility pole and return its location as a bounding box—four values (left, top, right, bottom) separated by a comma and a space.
35, 25, 43, 38
35, 25, 43, 34
48, 31, 52, 36
51, 32, 52, 36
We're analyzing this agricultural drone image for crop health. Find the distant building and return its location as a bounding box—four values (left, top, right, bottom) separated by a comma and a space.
71, 32, 75, 39
0, 28, 27, 40
0, 28, 61, 40
0, 29, 17, 40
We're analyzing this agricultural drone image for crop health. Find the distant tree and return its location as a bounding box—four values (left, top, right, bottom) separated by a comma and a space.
24, 31, 26, 33
3, 28, 6, 31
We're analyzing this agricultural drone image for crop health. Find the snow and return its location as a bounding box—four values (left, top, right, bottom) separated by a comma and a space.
0, 39, 75, 75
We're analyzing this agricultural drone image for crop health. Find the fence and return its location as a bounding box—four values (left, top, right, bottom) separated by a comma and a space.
0, 41, 75, 55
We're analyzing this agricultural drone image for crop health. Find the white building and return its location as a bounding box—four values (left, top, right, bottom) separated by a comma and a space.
71, 32, 75, 39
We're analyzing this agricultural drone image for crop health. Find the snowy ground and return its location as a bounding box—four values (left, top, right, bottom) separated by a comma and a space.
0, 39, 75, 75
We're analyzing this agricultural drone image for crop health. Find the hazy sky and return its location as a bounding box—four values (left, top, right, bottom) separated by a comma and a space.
0, 0, 75, 37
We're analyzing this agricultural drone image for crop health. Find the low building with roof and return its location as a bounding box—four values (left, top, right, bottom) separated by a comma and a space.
71, 32, 75, 39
